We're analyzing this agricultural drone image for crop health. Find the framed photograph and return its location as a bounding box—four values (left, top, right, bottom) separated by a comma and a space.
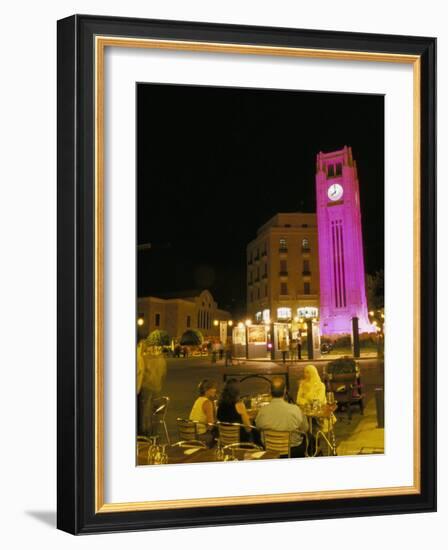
57, 14, 436, 534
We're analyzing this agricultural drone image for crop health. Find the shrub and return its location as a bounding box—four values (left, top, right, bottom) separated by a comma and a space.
146, 329, 170, 347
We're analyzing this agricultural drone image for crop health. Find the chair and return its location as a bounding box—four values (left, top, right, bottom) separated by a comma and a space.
217, 421, 247, 446
177, 418, 204, 441
152, 396, 171, 444
262, 429, 292, 457
262, 429, 310, 458
172, 440, 207, 449
325, 359, 364, 420
137, 435, 152, 464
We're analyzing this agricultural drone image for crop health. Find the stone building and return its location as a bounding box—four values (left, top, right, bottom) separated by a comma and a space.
137, 289, 231, 342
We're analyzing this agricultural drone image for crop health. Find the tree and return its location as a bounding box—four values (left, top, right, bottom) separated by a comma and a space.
146, 329, 170, 347
180, 329, 203, 346
366, 269, 384, 311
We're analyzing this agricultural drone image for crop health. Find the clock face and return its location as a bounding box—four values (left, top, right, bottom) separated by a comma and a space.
327, 183, 343, 201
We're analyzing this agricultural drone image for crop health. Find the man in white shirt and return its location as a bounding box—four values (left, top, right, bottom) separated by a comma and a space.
255, 376, 309, 458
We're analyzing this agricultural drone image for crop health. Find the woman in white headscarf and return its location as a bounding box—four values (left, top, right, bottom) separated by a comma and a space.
297, 364, 326, 406
297, 364, 335, 432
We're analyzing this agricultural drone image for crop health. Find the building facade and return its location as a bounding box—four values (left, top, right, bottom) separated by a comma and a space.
246, 213, 320, 323
137, 289, 231, 342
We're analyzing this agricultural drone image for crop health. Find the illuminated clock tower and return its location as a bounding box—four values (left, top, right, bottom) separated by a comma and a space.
315, 146, 374, 335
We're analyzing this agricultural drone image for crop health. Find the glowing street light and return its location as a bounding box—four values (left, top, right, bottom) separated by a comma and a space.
213, 319, 219, 327
137, 317, 144, 327
245, 319, 252, 327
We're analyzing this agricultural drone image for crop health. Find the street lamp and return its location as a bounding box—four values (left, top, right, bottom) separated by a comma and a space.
137, 317, 144, 327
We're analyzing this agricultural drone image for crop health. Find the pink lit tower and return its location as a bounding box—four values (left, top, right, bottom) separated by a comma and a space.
315, 146, 374, 335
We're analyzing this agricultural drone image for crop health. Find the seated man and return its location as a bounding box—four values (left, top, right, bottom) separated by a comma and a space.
255, 376, 309, 458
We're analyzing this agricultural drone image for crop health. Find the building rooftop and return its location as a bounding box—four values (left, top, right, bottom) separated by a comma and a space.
256, 212, 317, 236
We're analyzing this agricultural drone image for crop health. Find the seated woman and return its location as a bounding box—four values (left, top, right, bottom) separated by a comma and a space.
216, 378, 253, 443
297, 364, 336, 433
189, 379, 218, 446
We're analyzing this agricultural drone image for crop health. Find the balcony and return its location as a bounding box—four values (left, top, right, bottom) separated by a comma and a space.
279, 247, 288, 253
301, 246, 311, 254
302, 270, 311, 276
279, 270, 288, 277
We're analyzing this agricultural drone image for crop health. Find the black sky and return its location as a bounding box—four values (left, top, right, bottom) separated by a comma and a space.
137, 83, 384, 317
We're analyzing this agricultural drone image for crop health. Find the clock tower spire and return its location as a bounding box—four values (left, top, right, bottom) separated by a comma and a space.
315, 146, 374, 335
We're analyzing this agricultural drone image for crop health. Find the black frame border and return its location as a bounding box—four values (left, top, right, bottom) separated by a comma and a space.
57, 14, 436, 535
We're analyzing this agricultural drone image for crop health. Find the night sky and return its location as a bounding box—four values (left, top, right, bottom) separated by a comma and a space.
137, 84, 384, 317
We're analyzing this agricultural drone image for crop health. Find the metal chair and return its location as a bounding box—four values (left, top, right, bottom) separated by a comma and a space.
137, 435, 152, 464
152, 396, 171, 444
261, 429, 309, 458
262, 429, 292, 457
216, 421, 248, 446
177, 418, 203, 441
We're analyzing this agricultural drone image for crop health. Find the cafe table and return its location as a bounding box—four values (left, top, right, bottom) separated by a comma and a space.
137, 441, 280, 465
299, 402, 338, 456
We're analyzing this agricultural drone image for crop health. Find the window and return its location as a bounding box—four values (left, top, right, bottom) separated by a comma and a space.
304, 282, 311, 295
257, 287, 260, 299
280, 259, 287, 274
250, 291, 253, 303
256, 267, 260, 280
186, 315, 191, 328
335, 162, 342, 176
328, 164, 335, 177
277, 307, 291, 319
302, 237, 310, 251
155, 313, 160, 327
255, 311, 262, 322
264, 284, 268, 297
279, 238, 287, 251
263, 263, 267, 277
280, 282, 288, 295
248, 271, 252, 284
262, 309, 270, 323
303, 259, 310, 273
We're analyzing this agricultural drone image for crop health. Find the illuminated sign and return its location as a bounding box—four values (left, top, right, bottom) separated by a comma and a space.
297, 307, 319, 319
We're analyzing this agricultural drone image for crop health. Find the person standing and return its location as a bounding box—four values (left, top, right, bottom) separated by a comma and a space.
137, 342, 167, 437
280, 338, 288, 364
297, 334, 302, 360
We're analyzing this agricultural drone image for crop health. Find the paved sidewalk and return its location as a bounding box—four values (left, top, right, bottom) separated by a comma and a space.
335, 397, 384, 455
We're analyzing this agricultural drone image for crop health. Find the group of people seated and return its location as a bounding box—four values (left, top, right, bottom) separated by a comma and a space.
189, 365, 332, 458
